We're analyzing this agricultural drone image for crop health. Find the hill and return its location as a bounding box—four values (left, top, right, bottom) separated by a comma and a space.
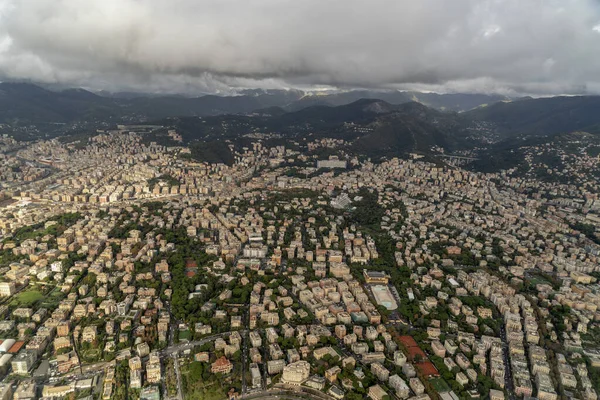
287, 90, 509, 112
161, 99, 473, 163
349, 102, 474, 158
0, 83, 508, 131
4, 82, 600, 168
471, 130, 600, 174
465, 96, 600, 138
0, 82, 121, 124
165, 96, 600, 165
0, 83, 306, 126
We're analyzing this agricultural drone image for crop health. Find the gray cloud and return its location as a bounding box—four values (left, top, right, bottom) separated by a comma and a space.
1, 0, 600, 95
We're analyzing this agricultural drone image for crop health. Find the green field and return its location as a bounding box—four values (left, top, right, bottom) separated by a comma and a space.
527, 276, 551, 286
430, 377, 451, 393
82, 348, 102, 362
12, 289, 44, 306
178, 330, 192, 341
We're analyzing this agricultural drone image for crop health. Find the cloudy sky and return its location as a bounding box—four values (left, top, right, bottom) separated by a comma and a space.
1, 0, 600, 95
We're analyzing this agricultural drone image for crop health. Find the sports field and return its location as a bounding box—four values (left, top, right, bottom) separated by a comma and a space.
371, 285, 398, 310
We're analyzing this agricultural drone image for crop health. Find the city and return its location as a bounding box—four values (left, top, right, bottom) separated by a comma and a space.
1, 1, 600, 399
0, 125, 598, 400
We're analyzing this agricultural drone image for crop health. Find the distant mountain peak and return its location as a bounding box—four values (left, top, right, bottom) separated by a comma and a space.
0, 81, 49, 93
61, 88, 101, 99
354, 99, 396, 114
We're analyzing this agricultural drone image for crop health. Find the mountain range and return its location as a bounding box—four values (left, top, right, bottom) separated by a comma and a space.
0, 82, 509, 127
156, 95, 600, 166
2, 82, 600, 170
467, 95, 600, 137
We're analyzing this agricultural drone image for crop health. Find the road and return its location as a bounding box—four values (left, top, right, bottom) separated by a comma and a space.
160, 331, 245, 357
172, 354, 184, 400
499, 319, 516, 400
79, 361, 109, 375
55, 329, 239, 400
241, 311, 249, 394
241, 386, 337, 400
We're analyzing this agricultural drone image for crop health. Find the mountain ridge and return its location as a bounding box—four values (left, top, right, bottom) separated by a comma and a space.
0, 82, 511, 127
3, 82, 600, 170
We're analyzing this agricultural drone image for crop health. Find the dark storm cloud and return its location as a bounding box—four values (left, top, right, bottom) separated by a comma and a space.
1, 0, 600, 94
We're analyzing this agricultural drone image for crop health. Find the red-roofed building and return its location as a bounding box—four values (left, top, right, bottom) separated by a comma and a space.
211, 356, 233, 374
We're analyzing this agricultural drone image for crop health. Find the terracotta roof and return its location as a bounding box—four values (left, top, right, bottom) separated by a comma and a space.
212, 356, 232, 368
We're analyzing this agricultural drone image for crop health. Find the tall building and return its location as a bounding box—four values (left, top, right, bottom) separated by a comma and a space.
250, 363, 262, 388
368, 384, 388, 400
0, 282, 15, 297
11, 350, 37, 375
317, 157, 347, 169
0, 382, 12, 400
130, 369, 142, 389
13, 379, 36, 400
281, 361, 310, 385
211, 356, 233, 374
267, 359, 285, 375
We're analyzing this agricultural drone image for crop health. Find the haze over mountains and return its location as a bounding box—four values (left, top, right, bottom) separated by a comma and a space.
0, 82, 513, 126
2, 81, 600, 172
161, 95, 599, 152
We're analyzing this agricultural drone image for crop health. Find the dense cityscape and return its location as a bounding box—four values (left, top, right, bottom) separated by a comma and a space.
0, 121, 598, 400
1, 1, 600, 399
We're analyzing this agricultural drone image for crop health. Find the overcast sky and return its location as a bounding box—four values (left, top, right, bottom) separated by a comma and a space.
1, 0, 600, 95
